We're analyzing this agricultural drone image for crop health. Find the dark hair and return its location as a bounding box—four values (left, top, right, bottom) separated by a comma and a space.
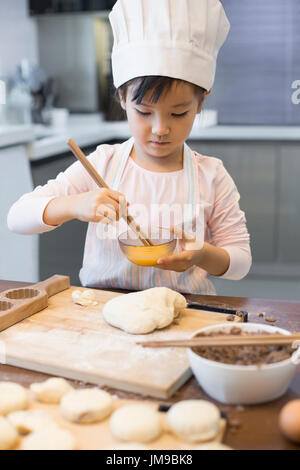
117, 76, 206, 105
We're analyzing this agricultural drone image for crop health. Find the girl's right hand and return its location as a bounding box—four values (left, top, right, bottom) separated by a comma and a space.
70, 189, 128, 224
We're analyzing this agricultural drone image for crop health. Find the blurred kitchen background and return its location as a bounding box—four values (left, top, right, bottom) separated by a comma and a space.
0, 0, 300, 300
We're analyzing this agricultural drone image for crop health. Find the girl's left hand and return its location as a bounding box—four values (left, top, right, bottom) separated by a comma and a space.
155, 227, 204, 272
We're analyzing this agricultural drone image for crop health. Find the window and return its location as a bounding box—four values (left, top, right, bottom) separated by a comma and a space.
206, 0, 300, 125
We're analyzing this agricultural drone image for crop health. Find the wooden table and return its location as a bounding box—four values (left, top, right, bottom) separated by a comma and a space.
1, 279, 300, 450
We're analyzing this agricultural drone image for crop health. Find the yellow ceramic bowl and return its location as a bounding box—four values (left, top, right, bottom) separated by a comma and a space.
118, 228, 177, 266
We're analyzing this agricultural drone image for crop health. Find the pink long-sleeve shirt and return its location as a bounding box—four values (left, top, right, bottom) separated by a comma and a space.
7, 138, 251, 294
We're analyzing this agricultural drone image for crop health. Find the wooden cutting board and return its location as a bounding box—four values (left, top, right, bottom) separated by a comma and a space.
0, 285, 242, 399
16, 393, 227, 450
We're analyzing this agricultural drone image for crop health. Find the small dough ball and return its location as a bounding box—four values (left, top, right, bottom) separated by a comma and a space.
30, 377, 74, 404
0, 417, 19, 450
60, 388, 113, 424
21, 428, 76, 450
80, 290, 96, 300
167, 400, 221, 442
195, 442, 233, 450
110, 405, 162, 443
7, 409, 57, 435
0, 382, 29, 416
72, 289, 98, 306
279, 399, 300, 444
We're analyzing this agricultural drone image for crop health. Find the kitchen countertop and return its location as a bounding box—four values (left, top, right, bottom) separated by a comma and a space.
0, 278, 300, 450
0, 124, 34, 148
1, 114, 300, 160
28, 114, 131, 160
29, 115, 300, 161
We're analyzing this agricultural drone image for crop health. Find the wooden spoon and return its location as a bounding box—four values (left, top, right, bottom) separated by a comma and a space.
137, 333, 300, 348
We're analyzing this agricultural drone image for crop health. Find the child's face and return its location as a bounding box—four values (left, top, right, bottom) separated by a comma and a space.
119, 81, 204, 162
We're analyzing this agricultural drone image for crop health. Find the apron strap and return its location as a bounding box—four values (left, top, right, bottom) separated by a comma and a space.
106, 137, 135, 190
183, 142, 197, 234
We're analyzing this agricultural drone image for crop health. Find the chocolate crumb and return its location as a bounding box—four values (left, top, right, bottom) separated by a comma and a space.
258, 312, 265, 318
230, 327, 242, 335
235, 405, 245, 412
226, 314, 235, 322
265, 317, 277, 323
227, 417, 242, 429
158, 404, 171, 412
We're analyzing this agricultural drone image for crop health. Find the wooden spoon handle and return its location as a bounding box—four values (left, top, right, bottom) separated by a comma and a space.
33, 275, 70, 298
137, 334, 300, 348
68, 138, 109, 189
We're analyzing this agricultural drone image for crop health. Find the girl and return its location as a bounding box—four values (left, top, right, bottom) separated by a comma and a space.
7, 0, 251, 295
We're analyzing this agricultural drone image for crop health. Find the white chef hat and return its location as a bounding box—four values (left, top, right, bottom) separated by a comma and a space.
109, 0, 230, 91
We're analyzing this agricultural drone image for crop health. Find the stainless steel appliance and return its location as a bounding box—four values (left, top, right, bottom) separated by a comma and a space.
36, 13, 123, 119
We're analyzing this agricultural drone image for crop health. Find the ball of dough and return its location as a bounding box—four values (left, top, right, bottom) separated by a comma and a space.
0, 382, 29, 416
60, 389, 113, 424
167, 400, 221, 442
21, 428, 76, 450
7, 409, 57, 435
195, 442, 232, 450
30, 377, 74, 404
103, 287, 187, 334
110, 404, 162, 443
0, 417, 19, 450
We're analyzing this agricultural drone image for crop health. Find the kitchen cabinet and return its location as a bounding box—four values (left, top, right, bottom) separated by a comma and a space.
278, 143, 300, 262
31, 141, 119, 285
188, 139, 300, 274
188, 140, 278, 263
0, 144, 38, 282
31, 148, 92, 285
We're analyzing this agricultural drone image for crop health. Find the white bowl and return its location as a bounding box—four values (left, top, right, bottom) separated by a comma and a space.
187, 323, 300, 405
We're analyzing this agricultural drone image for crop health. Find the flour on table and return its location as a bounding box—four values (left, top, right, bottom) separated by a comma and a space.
102, 287, 187, 334
5, 324, 189, 382
3, 320, 189, 389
